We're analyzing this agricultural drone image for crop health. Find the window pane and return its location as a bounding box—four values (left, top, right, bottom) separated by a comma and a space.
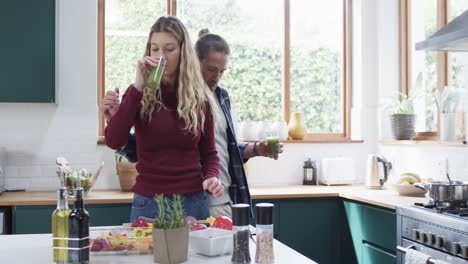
290, 0, 343, 133
178, 0, 283, 122
449, 1, 468, 89
410, 0, 438, 132
105, 0, 166, 95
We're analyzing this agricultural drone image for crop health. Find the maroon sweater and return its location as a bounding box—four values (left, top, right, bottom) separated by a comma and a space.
105, 84, 219, 197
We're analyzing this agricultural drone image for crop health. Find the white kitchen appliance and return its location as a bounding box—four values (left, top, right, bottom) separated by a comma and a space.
319, 158, 356, 185
365, 154, 392, 189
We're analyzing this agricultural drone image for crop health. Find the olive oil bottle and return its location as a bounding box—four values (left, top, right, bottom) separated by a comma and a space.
68, 173, 90, 264
52, 185, 71, 263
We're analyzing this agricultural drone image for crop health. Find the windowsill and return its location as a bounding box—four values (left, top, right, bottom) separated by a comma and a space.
97, 137, 364, 145
378, 140, 466, 146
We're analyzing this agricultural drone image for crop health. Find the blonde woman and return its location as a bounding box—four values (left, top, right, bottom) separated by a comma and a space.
104, 16, 223, 222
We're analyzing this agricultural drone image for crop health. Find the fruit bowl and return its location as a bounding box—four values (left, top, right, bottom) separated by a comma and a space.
392, 183, 427, 196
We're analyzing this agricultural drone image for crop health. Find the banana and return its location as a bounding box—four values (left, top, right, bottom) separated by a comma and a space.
397, 175, 419, 185
400, 172, 421, 183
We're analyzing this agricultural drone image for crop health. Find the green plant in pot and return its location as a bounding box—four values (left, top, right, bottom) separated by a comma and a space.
386, 92, 416, 140
152, 194, 189, 264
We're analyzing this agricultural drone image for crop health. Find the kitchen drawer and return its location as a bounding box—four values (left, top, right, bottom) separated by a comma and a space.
361, 204, 396, 252
363, 242, 396, 264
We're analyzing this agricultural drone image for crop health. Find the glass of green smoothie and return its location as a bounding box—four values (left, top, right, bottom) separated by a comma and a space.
266, 125, 279, 159
147, 56, 166, 90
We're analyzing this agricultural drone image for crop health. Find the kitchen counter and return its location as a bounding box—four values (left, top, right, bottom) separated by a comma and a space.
0, 232, 316, 264
0, 185, 427, 209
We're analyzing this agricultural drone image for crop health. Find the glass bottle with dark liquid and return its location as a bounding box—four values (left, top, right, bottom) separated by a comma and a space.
68, 172, 90, 264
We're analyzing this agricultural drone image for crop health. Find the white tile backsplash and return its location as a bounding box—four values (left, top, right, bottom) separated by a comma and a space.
378, 145, 468, 183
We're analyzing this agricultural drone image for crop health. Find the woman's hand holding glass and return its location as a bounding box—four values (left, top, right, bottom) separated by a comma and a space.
134, 56, 163, 91
202, 178, 224, 198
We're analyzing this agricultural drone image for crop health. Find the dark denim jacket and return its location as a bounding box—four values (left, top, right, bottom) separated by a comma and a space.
214, 86, 251, 206
117, 85, 252, 206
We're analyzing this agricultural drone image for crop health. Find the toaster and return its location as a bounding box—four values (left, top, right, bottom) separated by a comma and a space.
319, 158, 356, 185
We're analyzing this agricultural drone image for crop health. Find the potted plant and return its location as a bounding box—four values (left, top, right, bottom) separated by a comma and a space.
152, 194, 189, 264
386, 92, 416, 140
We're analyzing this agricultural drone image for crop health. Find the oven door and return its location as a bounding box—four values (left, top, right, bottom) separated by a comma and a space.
399, 239, 467, 264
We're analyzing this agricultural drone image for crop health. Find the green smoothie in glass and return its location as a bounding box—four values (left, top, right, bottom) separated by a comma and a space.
266, 137, 279, 159
148, 56, 166, 90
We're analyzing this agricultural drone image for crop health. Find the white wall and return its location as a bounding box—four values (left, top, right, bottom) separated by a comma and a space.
8, 0, 453, 191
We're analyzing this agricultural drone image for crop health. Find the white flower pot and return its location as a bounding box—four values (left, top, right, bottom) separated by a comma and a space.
440, 113, 456, 141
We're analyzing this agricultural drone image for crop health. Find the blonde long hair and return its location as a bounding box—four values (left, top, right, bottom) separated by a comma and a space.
140, 16, 215, 136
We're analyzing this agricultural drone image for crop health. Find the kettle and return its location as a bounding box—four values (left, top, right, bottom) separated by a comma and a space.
365, 154, 392, 189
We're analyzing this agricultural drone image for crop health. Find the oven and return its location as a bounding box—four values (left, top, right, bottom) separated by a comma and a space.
397, 205, 468, 264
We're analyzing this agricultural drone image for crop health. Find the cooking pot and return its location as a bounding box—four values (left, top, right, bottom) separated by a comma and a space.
415, 180, 468, 205
451, 181, 468, 202
415, 181, 453, 205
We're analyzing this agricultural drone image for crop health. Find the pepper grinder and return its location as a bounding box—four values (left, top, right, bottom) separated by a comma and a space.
232, 204, 251, 264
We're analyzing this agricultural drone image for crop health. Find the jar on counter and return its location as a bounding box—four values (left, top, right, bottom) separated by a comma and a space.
303, 158, 317, 185
232, 204, 251, 264
255, 203, 274, 263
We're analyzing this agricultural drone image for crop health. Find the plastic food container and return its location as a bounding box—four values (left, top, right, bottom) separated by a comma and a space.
189, 228, 233, 256
89, 227, 153, 255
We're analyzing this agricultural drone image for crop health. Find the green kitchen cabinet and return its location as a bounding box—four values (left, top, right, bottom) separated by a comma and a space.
344, 200, 364, 263
0, 0, 55, 103
278, 198, 341, 264
13, 203, 132, 234
361, 203, 396, 252
363, 242, 397, 264
343, 199, 397, 264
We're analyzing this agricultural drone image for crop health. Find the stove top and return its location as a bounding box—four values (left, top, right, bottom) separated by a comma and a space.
397, 205, 468, 263
414, 202, 468, 220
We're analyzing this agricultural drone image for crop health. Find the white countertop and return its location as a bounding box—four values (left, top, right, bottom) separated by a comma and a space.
0, 232, 316, 264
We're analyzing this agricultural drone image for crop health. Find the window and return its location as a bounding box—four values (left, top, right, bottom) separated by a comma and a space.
290, 0, 345, 134
177, 0, 283, 123
401, 0, 468, 134
409, 0, 438, 132
98, 0, 352, 141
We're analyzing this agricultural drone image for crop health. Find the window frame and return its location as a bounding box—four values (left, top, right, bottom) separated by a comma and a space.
97, 0, 353, 143
399, 0, 453, 134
